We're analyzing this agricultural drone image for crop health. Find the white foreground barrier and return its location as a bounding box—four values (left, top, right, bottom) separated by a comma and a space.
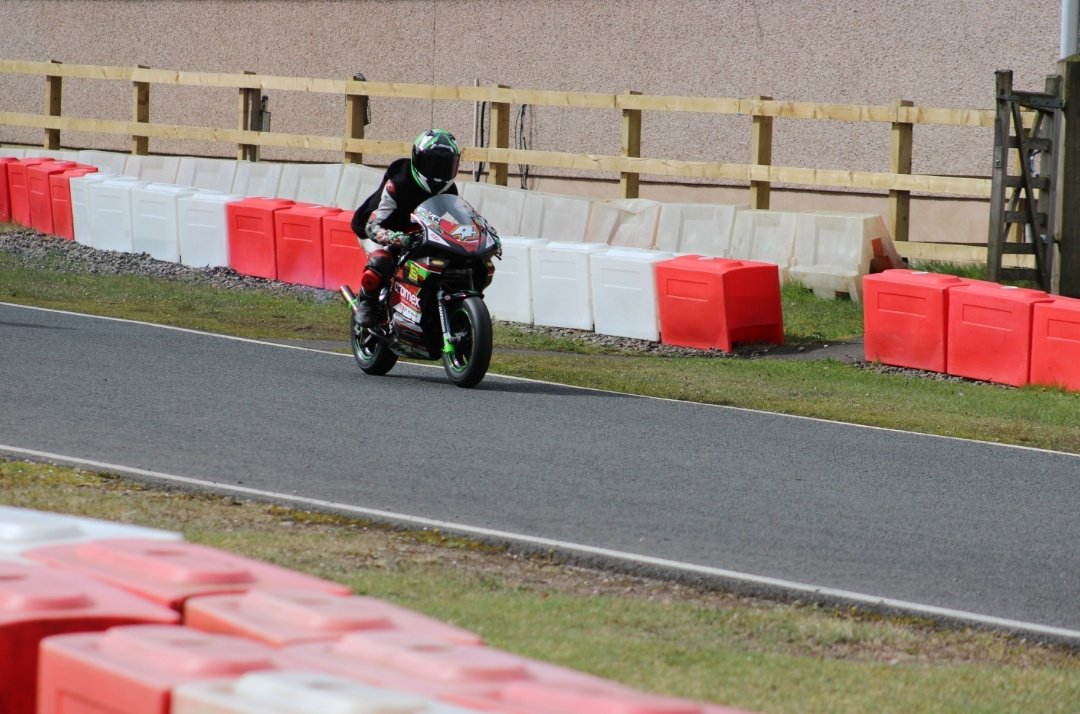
0, 505, 181, 562
334, 163, 384, 209
484, 236, 548, 324
76, 150, 128, 174
655, 202, 746, 256
791, 211, 892, 302
460, 181, 527, 236
70, 172, 116, 246
232, 161, 284, 198
530, 241, 608, 329
589, 247, 673, 341
0, 147, 26, 158
178, 191, 245, 268
277, 163, 343, 205
132, 183, 198, 261
176, 157, 238, 193
22, 148, 80, 161
584, 199, 661, 249
88, 176, 148, 252
519, 190, 592, 242
729, 209, 799, 279
123, 154, 181, 183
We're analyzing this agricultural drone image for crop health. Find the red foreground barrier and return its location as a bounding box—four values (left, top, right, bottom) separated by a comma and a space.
50, 167, 99, 240
322, 209, 364, 291
24, 538, 351, 610
0, 562, 178, 714
863, 269, 971, 372
1030, 296, 1080, 391
0, 156, 19, 223
274, 204, 343, 287
6, 158, 54, 226
184, 589, 481, 647
946, 283, 1053, 386
226, 198, 297, 280
27, 161, 78, 234
37, 624, 280, 714
655, 255, 784, 351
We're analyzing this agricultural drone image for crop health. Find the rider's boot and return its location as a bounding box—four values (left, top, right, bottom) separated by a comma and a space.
354, 289, 378, 327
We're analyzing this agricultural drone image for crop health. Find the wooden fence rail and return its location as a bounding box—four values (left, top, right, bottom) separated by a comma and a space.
0, 59, 1027, 243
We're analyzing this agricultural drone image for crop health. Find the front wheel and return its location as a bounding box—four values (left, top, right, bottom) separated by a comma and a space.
350, 312, 398, 376
442, 297, 493, 388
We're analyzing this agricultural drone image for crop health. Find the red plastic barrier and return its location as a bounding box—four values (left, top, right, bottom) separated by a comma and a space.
274, 204, 342, 287
468, 679, 753, 714
0, 562, 178, 714
863, 269, 972, 372
27, 161, 78, 234
946, 283, 1053, 386
0, 156, 18, 223
226, 198, 297, 280
1030, 296, 1080, 391
50, 167, 98, 240
279, 629, 629, 705
655, 255, 784, 351
184, 589, 481, 647
37, 624, 280, 714
6, 158, 54, 226
24, 538, 351, 611
322, 209, 365, 291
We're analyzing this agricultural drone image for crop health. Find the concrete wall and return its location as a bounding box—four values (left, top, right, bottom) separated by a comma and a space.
0, 0, 1062, 243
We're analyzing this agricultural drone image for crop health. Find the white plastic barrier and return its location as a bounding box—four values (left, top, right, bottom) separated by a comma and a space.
88, 176, 148, 252
76, 150, 128, 174
123, 154, 181, 183
132, 183, 198, 261
70, 172, 116, 246
176, 157, 238, 193
530, 241, 608, 330
22, 148, 80, 161
172, 671, 475, 714
0, 147, 26, 158
791, 211, 892, 302
277, 163, 343, 205
518, 190, 592, 242
460, 181, 526, 236
231, 161, 284, 198
178, 191, 245, 268
0, 505, 181, 562
484, 237, 548, 324
334, 163, 384, 209
729, 209, 799, 280
655, 202, 747, 256
584, 199, 661, 249
589, 247, 673, 341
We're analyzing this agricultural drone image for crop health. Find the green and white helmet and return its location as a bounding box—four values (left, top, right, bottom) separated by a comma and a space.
411, 129, 461, 193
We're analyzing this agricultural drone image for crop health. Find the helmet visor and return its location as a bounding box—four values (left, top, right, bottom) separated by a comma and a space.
414, 148, 460, 186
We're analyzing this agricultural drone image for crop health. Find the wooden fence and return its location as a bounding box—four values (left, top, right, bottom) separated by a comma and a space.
0, 59, 1027, 244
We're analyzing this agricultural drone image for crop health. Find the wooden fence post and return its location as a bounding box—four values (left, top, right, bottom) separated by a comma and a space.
344, 81, 368, 165
621, 91, 642, 199
132, 65, 150, 155
1057, 55, 1080, 297
44, 60, 62, 150
889, 99, 914, 243
750, 96, 772, 209
237, 71, 260, 161
487, 85, 510, 186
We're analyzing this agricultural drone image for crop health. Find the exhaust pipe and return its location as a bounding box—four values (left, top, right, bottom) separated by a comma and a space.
340, 285, 359, 313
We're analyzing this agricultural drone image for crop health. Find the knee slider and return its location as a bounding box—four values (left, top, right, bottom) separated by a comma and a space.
361, 249, 395, 294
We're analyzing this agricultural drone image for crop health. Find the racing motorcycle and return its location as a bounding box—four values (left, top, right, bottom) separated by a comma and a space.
340, 194, 499, 388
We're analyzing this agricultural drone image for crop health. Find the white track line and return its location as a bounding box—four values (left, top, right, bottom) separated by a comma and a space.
2, 443, 1078, 643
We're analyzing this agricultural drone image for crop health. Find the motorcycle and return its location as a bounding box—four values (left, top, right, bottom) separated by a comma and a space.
340, 194, 500, 388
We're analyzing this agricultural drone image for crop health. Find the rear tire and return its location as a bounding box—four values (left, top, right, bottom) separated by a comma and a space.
350, 312, 397, 376
442, 297, 492, 388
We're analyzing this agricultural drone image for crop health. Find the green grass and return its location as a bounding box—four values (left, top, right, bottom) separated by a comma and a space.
2, 459, 1077, 714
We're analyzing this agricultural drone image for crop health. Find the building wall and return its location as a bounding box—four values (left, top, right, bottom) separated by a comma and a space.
0, 0, 1062, 242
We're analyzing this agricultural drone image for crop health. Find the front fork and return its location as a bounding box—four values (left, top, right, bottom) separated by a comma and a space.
437, 289, 455, 355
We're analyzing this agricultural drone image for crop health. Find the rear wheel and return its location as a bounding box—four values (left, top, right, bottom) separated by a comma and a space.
442, 297, 492, 388
350, 312, 398, 375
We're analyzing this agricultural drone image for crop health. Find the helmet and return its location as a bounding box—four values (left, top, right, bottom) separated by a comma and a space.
411, 129, 461, 193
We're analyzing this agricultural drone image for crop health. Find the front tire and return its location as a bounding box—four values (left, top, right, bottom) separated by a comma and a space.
350, 312, 398, 376
442, 297, 492, 388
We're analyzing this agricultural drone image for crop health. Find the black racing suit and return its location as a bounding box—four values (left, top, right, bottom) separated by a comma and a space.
351, 157, 458, 252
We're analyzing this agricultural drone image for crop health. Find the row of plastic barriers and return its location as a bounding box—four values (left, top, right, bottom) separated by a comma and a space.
0, 504, 755, 714
864, 269, 1080, 389
0, 146, 903, 304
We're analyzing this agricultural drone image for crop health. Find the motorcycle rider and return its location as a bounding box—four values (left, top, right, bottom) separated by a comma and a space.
350, 129, 463, 327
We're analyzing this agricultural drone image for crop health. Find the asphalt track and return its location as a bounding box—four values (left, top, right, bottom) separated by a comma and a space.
1, 301, 1078, 642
